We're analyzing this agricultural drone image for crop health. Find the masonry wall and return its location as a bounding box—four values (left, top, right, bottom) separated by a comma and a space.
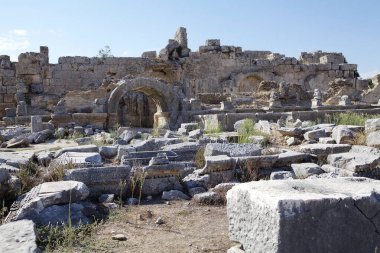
0, 45, 365, 119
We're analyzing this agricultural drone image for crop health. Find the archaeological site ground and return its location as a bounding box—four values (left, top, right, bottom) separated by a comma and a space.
0, 26, 380, 253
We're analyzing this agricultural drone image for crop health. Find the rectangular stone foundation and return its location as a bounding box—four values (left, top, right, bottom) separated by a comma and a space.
227, 178, 380, 253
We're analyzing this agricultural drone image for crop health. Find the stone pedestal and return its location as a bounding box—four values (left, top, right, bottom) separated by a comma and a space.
311, 98, 322, 108
31, 116, 43, 133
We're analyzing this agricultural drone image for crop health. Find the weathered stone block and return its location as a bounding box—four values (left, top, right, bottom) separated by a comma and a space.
291, 163, 324, 179
64, 166, 131, 197
227, 178, 380, 253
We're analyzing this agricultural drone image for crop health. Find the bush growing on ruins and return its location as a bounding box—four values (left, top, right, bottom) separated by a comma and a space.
18, 161, 43, 193
237, 119, 255, 143
97, 45, 114, 59
324, 112, 380, 126
118, 179, 127, 208
129, 165, 147, 205
37, 220, 100, 252
237, 119, 270, 146
237, 159, 260, 182
194, 148, 206, 169
44, 161, 76, 182
204, 120, 222, 135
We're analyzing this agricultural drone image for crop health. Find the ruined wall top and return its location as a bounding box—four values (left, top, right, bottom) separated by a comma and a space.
174, 27, 188, 49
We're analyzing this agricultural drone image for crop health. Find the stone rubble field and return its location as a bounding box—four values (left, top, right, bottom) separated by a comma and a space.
0, 115, 379, 253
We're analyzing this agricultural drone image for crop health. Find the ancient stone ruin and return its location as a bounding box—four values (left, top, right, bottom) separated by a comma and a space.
0, 27, 379, 130
0, 27, 380, 252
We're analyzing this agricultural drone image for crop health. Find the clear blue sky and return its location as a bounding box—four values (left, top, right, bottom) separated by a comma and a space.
0, 0, 379, 78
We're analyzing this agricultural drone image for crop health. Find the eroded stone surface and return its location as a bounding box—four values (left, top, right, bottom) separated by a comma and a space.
64, 166, 131, 197
204, 143, 261, 157
0, 219, 39, 253
227, 178, 380, 253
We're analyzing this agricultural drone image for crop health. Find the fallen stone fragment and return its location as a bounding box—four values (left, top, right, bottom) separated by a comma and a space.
303, 128, 326, 141
112, 234, 127, 241
192, 191, 224, 205
162, 190, 190, 201
155, 217, 165, 225
270, 171, 294, 180
291, 163, 324, 179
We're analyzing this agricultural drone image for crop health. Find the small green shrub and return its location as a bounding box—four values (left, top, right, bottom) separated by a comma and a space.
194, 148, 206, 169
237, 119, 255, 143
322, 113, 380, 126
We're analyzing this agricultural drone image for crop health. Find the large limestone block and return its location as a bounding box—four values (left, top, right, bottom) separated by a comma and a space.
204, 143, 262, 157
227, 178, 380, 253
0, 219, 39, 253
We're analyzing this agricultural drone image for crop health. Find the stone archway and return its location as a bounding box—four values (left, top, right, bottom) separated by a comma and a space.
303, 73, 330, 91
238, 74, 264, 92
107, 77, 183, 129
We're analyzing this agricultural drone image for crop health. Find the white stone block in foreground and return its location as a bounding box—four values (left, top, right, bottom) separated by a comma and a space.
227, 178, 380, 253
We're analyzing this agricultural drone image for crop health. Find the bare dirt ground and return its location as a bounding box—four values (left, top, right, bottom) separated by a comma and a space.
79, 200, 233, 253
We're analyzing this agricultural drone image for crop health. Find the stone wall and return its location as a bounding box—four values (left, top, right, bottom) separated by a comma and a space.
0, 27, 375, 121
